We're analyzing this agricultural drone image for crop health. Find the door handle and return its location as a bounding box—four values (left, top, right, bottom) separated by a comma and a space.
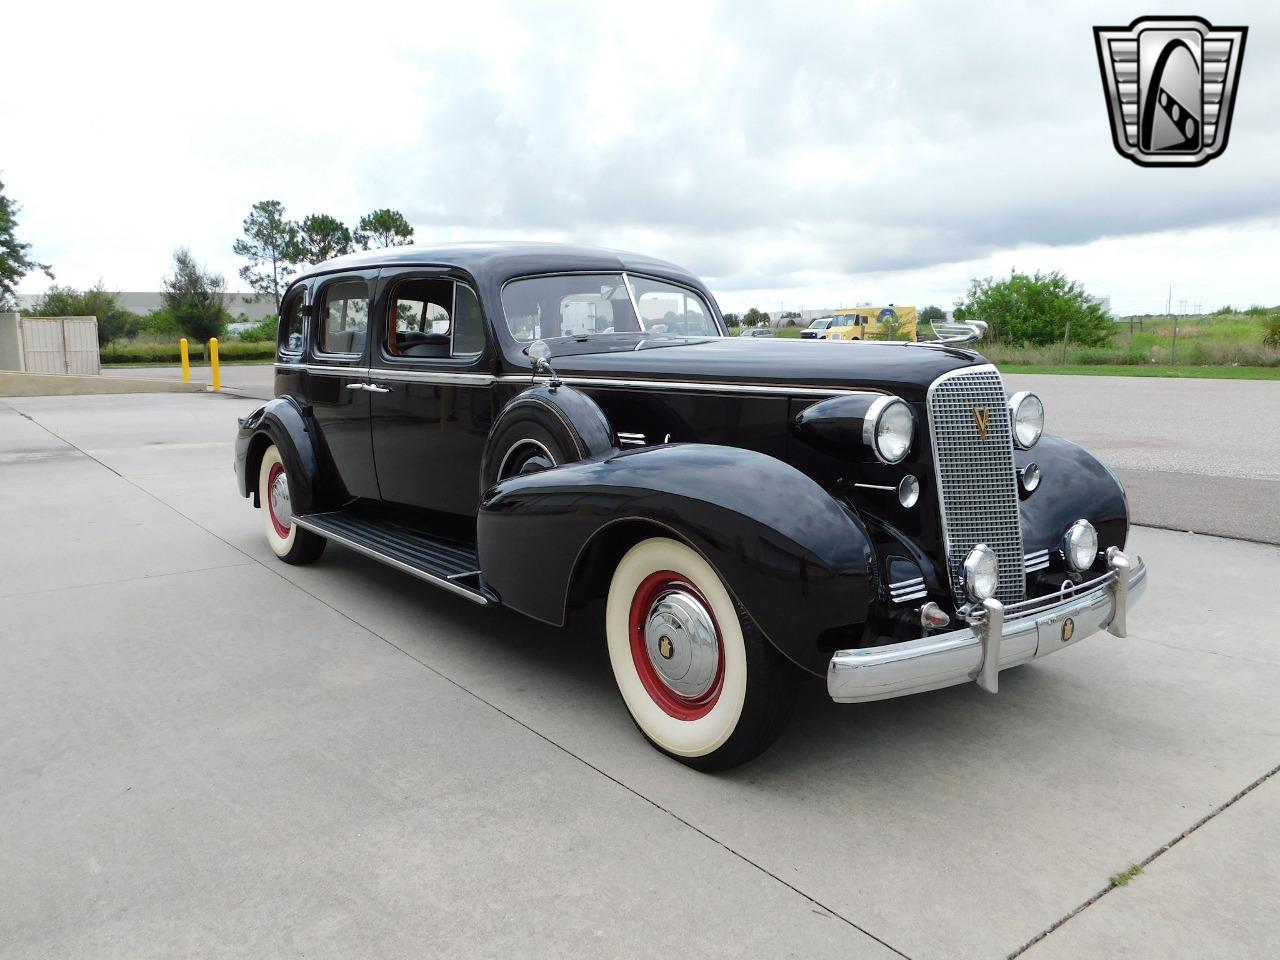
365, 384, 393, 393
345, 383, 368, 391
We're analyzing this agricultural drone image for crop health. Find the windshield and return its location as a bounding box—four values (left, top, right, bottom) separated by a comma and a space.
501, 273, 720, 342
809, 319, 831, 329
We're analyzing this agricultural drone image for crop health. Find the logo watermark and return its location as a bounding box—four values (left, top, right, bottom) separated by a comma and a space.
1093, 16, 1247, 167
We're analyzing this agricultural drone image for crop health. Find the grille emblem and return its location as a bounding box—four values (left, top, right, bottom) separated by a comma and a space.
972, 406, 991, 439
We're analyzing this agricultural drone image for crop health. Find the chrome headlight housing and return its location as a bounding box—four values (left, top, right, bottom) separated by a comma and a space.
862, 396, 915, 464
962, 544, 999, 602
1008, 391, 1044, 449
1063, 519, 1099, 572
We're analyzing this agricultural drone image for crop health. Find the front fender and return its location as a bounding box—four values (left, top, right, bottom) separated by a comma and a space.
234, 396, 322, 515
477, 443, 876, 676
1016, 434, 1129, 556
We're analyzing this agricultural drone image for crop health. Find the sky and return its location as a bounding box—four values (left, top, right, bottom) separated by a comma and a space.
3, 0, 1277, 316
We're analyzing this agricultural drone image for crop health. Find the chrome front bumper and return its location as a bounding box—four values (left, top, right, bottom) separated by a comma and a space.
828, 548, 1148, 703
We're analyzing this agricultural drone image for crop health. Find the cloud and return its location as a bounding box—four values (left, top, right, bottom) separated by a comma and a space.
3, 0, 1277, 313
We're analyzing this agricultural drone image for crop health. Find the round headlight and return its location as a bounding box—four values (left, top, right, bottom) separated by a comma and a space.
898, 474, 920, 508
1063, 519, 1098, 572
963, 544, 999, 602
863, 397, 915, 464
1008, 392, 1044, 449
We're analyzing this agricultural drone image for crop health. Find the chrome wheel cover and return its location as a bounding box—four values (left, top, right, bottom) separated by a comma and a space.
269, 470, 292, 529
643, 590, 720, 700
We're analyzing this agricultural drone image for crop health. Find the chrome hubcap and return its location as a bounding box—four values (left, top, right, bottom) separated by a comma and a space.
269, 471, 292, 528
644, 590, 719, 699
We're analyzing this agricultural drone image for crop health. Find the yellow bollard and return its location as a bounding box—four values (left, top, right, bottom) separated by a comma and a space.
209, 338, 221, 393
179, 338, 191, 382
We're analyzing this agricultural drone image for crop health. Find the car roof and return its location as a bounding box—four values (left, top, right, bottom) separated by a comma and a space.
294, 241, 701, 289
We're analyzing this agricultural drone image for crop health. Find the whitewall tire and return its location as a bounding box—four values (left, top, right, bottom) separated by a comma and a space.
605, 537, 797, 770
258, 444, 325, 565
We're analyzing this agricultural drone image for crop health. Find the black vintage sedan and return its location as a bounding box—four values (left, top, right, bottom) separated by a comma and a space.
235, 242, 1147, 770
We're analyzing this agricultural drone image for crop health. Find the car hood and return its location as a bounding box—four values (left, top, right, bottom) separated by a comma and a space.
541, 337, 986, 402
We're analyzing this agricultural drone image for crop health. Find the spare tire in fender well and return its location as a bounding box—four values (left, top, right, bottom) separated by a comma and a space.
479, 383, 617, 493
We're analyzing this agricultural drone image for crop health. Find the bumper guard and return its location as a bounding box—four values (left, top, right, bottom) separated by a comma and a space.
828, 548, 1148, 703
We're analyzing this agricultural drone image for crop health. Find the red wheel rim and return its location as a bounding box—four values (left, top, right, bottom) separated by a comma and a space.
628, 570, 724, 721
266, 462, 290, 538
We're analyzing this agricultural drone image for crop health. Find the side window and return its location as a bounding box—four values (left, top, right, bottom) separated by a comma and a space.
278, 289, 306, 358
317, 279, 369, 356
384, 278, 484, 360
452, 284, 484, 357
629, 276, 717, 337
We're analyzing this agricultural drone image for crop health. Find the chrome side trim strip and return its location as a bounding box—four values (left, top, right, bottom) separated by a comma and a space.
507, 374, 886, 399
291, 516, 491, 605
274, 362, 887, 398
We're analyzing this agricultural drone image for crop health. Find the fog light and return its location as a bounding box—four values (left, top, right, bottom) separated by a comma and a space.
963, 544, 999, 602
898, 474, 920, 508
1063, 519, 1098, 572
1019, 462, 1041, 493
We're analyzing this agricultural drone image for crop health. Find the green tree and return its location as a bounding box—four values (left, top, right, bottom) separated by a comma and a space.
919, 305, 946, 324
957, 270, 1114, 346
722, 311, 741, 326
232, 200, 300, 312
297, 213, 353, 264
162, 248, 228, 344
876, 312, 910, 341
355, 208, 414, 249
25, 283, 137, 346
0, 177, 53, 307
742, 307, 769, 328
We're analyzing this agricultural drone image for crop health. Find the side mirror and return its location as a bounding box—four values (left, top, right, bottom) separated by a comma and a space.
526, 339, 561, 390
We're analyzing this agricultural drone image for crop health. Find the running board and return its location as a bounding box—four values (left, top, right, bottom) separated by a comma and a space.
292, 511, 492, 605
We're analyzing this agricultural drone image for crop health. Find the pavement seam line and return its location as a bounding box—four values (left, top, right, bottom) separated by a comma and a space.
10, 400, 916, 960
0, 560, 256, 601
1006, 759, 1280, 959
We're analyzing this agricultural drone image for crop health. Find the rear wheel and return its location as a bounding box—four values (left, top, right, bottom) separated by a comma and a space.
258, 444, 325, 565
605, 537, 797, 771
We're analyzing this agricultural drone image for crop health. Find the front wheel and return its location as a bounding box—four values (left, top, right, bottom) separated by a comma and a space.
605, 537, 797, 771
258, 444, 326, 565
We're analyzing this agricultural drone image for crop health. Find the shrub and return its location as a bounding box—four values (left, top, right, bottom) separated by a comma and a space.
1264, 316, 1280, 348
957, 270, 1115, 347
139, 308, 182, 336
100, 339, 276, 364
238, 315, 278, 341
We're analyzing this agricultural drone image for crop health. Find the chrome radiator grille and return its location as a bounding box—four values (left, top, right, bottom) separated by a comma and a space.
927, 365, 1026, 604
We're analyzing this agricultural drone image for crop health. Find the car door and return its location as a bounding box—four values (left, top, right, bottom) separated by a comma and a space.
305, 270, 381, 503
368, 269, 494, 519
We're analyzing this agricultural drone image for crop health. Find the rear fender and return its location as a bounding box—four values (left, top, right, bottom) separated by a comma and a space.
235, 397, 322, 515
478, 443, 876, 676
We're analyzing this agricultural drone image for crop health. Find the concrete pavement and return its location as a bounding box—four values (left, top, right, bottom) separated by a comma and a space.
2, 391, 1278, 959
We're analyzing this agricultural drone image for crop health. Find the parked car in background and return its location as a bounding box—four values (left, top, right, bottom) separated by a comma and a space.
234, 242, 1147, 770
800, 316, 842, 339
738, 327, 775, 338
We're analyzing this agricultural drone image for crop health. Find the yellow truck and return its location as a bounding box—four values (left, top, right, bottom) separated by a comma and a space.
824, 306, 918, 341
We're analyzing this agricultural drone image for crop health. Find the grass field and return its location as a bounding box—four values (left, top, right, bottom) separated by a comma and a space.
997, 363, 1280, 380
